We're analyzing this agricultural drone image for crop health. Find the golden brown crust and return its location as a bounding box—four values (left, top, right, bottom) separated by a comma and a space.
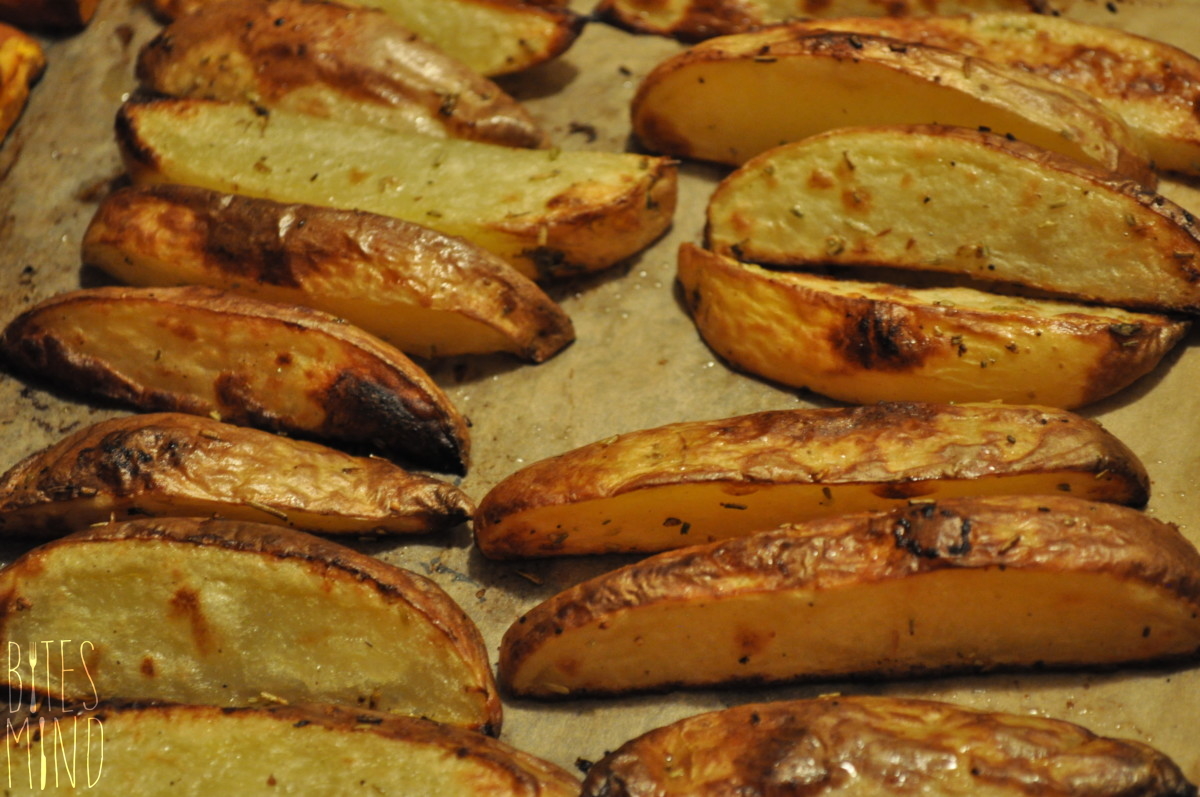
0, 412, 475, 537
499, 495, 1200, 696
475, 402, 1150, 557
632, 30, 1153, 185
0, 516, 503, 733
0, 23, 45, 141
582, 696, 1197, 796
0, 285, 471, 473
82, 184, 575, 361
677, 244, 1189, 408
136, 0, 550, 148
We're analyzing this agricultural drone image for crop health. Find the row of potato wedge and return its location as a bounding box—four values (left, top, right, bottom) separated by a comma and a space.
625, 16, 1200, 407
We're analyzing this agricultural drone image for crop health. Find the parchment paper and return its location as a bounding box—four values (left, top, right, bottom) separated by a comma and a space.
1, 0, 1197, 779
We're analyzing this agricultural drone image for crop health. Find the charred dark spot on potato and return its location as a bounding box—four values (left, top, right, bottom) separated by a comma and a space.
829, 303, 930, 371
893, 509, 973, 559
140, 656, 156, 677
167, 586, 215, 654
871, 480, 934, 500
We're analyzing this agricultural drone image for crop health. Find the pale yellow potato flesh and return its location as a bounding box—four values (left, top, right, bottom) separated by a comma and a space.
499, 495, 1200, 697
0, 23, 44, 142
706, 126, 1200, 313
117, 98, 678, 280
0, 413, 475, 538
3, 704, 579, 796
146, 0, 585, 77
82, 184, 575, 361
0, 518, 503, 731
677, 244, 1189, 408
136, 0, 550, 148
596, 0, 1044, 40
0, 285, 471, 473
475, 402, 1149, 558
581, 696, 1194, 796
776, 13, 1200, 175
632, 29, 1152, 184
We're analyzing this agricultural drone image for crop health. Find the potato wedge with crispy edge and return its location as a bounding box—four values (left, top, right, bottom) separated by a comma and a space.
773, 13, 1200, 176
581, 696, 1196, 797
475, 402, 1149, 558
707, 126, 1200, 314
594, 0, 1045, 41
0, 285, 471, 473
631, 29, 1153, 185
136, 0, 550, 149
0, 517, 503, 732
677, 244, 1189, 409
499, 494, 1200, 698
0, 412, 474, 538
0, 0, 97, 29
117, 98, 678, 281
82, 184, 575, 362
3, 704, 578, 797
0, 23, 44, 142
148, 0, 585, 78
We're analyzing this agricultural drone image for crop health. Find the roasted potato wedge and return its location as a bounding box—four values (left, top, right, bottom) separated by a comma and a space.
149, 0, 585, 77
82, 184, 575, 361
581, 696, 1196, 797
499, 495, 1200, 697
631, 29, 1152, 184
137, 0, 550, 148
0, 23, 44, 142
595, 0, 1045, 40
117, 98, 678, 280
475, 402, 1149, 558
0, 285, 471, 473
0, 0, 97, 29
707, 126, 1200, 313
773, 13, 1200, 175
677, 244, 1189, 408
0, 412, 474, 538
0, 517, 503, 732
4, 703, 579, 796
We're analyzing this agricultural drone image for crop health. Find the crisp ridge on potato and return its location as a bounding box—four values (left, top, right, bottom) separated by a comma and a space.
147, 0, 586, 77
595, 0, 1047, 40
631, 29, 1153, 185
0, 412, 475, 538
476, 401, 1150, 558
499, 495, 1200, 697
0, 23, 44, 142
0, 285, 472, 473
771, 13, 1200, 175
116, 97, 678, 280
581, 696, 1197, 796
677, 244, 1189, 408
0, 517, 503, 732
82, 184, 575, 362
136, 0, 551, 148
706, 125, 1200, 314
4, 703, 579, 796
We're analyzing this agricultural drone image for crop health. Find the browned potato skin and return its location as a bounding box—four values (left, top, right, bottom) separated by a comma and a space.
678, 244, 1190, 409
499, 495, 1200, 697
148, 0, 585, 78
137, 0, 550, 149
594, 0, 1045, 41
82, 184, 575, 362
0, 23, 44, 141
0, 517, 503, 733
632, 29, 1153, 185
774, 13, 1200, 175
4, 703, 580, 796
475, 402, 1150, 558
0, 0, 97, 29
0, 412, 474, 538
0, 285, 471, 473
582, 696, 1196, 797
